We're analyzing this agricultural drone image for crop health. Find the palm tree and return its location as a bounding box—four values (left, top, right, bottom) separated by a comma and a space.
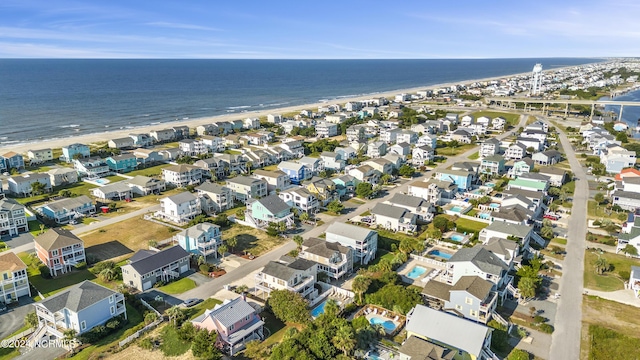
99, 267, 116, 282
622, 244, 638, 257
594, 256, 609, 274
351, 276, 372, 304
218, 244, 228, 260
197, 255, 207, 266
299, 212, 310, 222
166, 306, 183, 326
227, 236, 238, 253
293, 235, 304, 249
332, 325, 356, 357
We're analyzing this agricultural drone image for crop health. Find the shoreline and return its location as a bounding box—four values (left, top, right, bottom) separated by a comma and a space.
0, 64, 597, 155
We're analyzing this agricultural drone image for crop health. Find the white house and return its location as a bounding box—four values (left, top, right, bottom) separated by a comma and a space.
162, 164, 203, 187
326, 222, 378, 265
156, 192, 202, 224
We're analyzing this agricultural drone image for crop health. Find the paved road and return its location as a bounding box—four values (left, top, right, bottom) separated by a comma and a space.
177, 115, 530, 301
549, 119, 589, 360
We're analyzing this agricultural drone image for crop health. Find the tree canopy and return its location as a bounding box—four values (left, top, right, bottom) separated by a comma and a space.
268, 289, 311, 324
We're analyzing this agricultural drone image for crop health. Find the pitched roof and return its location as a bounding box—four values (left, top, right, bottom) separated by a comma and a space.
261, 258, 315, 280
39, 280, 117, 313
163, 164, 199, 173
176, 222, 220, 239
163, 191, 197, 204
451, 276, 493, 301
278, 161, 306, 171
492, 204, 533, 222
406, 305, 491, 358
302, 237, 351, 258
196, 182, 229, 194
252, 169, 286, 178
482, 237, 517, 260
0, 252, 27, 272
126, 175, 162, 187
387, 193, 425, 208
94, 182, 131, 194
252, 194, 290, 215
126, 246, 189, 275
35, 228, 83, 251
483, 154, 504, 162
326, 222, 377, 241
483, 221, 532, 238
448, 246, 508, 275
421, 280, 453, 301
371, 203, 410, 219
202, 297, 256, 328
399, 336, 455, 360
227, 176, 263, 186
0, 198, 25, 212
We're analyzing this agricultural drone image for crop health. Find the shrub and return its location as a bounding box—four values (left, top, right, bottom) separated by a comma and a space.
342, 302, 358, 315
507, 349, 531, 360
619, 270, 630, 280
538, 323, 554, 333
75, 261, 87, 270
533, 315, 545, 324
38, 265, 51, 278
199, 264, 210, 273
139, 337, 154, 350
106, 318, 122, 330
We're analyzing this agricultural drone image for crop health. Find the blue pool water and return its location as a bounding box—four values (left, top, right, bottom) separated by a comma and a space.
311, 299, 341, 318
450, 234, 465, 242
486, 182, 496, 187
95, 179, 108, 185
489, 203, 500, 209
479, 213, 491, 220
450, 206, 462, 213
406, 266, 427, 279
429, 250, 453, 260
369, 316, 397, 331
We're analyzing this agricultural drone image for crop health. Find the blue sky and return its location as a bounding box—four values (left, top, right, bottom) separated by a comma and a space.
0, 0, 638, 58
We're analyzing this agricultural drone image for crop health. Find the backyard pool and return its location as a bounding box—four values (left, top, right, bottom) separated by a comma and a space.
449, 234, 465, 242
406, 265, 427, 279
311, 299, 342, 318
369, 316, 397, 331
478, 213, 491, 220
489, 203, 500, 209
95, 179, 110, 185
428, 250, 452, 260
450, 206, 462, 213
486, 182, 496, 187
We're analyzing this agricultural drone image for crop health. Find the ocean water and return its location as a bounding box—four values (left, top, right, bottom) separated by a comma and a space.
0, 58, 600, 145
603, 89, 640, 136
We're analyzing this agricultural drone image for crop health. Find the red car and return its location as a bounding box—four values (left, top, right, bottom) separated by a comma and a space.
543, 214, 559, 220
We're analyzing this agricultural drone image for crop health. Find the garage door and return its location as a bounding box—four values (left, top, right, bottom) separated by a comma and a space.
180, 264, 189, 273
143, 281, 152, 291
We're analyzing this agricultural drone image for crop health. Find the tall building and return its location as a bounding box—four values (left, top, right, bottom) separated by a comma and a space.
529, 63, 543, 96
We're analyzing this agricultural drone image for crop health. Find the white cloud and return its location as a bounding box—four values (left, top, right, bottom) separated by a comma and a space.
145, 22, 223, 32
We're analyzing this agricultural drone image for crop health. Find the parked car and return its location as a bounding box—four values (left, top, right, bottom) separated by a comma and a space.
543, 214, 559, 220
181, 298, 202, 308
0, 304, 7, 313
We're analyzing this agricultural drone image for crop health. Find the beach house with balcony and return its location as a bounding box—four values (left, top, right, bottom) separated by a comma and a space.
479, 221, 537, 251
129, 133, 153, 148
479, 155, 505, 175
305, 177, 339, 207
61, 143, 90, 163
443, 247, 510, 294
0, 198, 28, 236
480, 138, 501, 158
505, 143, 527, 160
172, 125, 190, 140
179, 139, 208, 156
156, 192, 201, 225
191, 296, 265, 356
254, 258, 318, 301
47, 168, 78, 187
532, 150, 562, 166
108, 137, 135, 150
41, 196, 95, 224
74, 157, 110, 179
508, 158, 534, 178
405, 304, 494, 360
421, 276, 498, 324
398, 336, 456, 360
326, 222, 378, 265
150, 129, 176, 143
175, 223, 222, 260
277, 161, 311, 185
411, 145, 435, 166
0, 252, 30, 304
435, 169, 474, 191
125, 175, 166, 196
507, 173, 550, 193
27, 149, 53, 164
162, 164, 203, 188
278, 187, 319, 215
320, 152, 346, 171
384, 193, 433, 222
196, 182, 234, 214
33, 281, 126, 341
91, 182, 133, 201
132, 148, 164, 166
105, 154, 138, 173
370, 203, 418, 234
7, 174, 52, 197
367, 141, 388, 158
121, 246, 190, 291
34, 228, 86, 277
245, 195, 294, 229
299, 237, 353, 281
226, 176, 267, 203
252, 169, 290, 193
406, 179, 456, 206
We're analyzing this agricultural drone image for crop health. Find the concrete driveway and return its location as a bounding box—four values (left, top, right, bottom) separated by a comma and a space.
2, 232, 35, 249
0, 297, 35, 340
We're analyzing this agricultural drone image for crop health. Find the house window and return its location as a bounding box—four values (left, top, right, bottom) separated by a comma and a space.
465, 297, 473, 305
245, 315, 250, 321
52, 250, 58, 256
109, 295, 114, 303
110, 306, 115, 315
81, 321, 86, 330
470, 310, 478, 317
455, 305, 462, 311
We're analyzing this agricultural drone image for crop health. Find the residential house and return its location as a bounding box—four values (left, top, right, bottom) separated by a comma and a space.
532, 150, 562, 166
436, 169, 474, 191
34, 281, 126, 339
242, 133, 269, 146
320, 152, 345, 171
412, 145, 435, 166
133, 148, 164, 166
0, 198, 28, 236
600, 144, 637, 173
172, 125, 190, 140
384, 193, 433, 222
196, 124, 219, 136
129, 133, 153, 148
521, 129, 547, 144
537, 167, 568, 187
525, 120, 548, 133
41, 196, 95, 224
370, 203, 418, 233
617, 218, 640, 255
335, 146, 356, 160
363, 158, 394, 175
405, 305, 494, 360
0, 252, 30, 304
179, 139, 208, 156
305, 177, 339, 207
245, 195, 294, 229
108, 137, 135, 150
252, 169, 290, 193
156, 192, 201, 225
476, 116, 491, 128
175, 223, 222, 259
629, 266, 640, 298
508, 158, 534, 178
504, 143, 527, 160
390, 142, 411, 157
277, 161, 311, 185
279, 187, 319, 215
191, 297, 264, 356
407, 179, 456, 206
267, 114, 282, 124
7, 174, 51, 197
61, 143, 90, 163
299, 238, 353, 280
450, 129, 474, 144
490, 204, 535, 226
480, 138, 501, 158
460, 115, 475, 127
421, 275, 497, 324
105, 153, 138, 173
27, 149, 53, 164
74, 157, 110, 179
479, 221, 537, 250
150, 129, 176, 143
332, 174, 357, 198
47, 168, 78, 187
326, 222, 378, 265
125, 175, 166, 196
162, 164, 203, 187
346, 125, 366, 142
34, 228, 86, 277
383, 153, 405, 170
417, 134, 438, 149
255, 257, 319, 301
508, 173, 550, 193
244, 117, 261, 130
502, 188, 545, 210
279, 141, 305, 159
492, 117, 506, 130
516, 137, 543, 152
226, 176, 267, 203
348, 165, 381, 185
380, 128, 402, 143
121, 246, 190, 291
398, 336, 456, 360
91, 182, 132, 201
367, 141, 388, 158
396, 130, 418, 145
194, 158, 224, 179
325, 114, 346, 124
196, 182, 234, 214
315, 121, 338, 138
479, 155, 505, 175
201, 136, 226, 153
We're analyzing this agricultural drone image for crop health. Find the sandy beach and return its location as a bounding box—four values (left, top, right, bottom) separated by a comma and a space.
0, 70, 535, 155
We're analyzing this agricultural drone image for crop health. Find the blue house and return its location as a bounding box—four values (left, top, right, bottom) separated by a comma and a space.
174, 223, 222, 259
436, 169, 473, 191
106, 154, 138, 173
332, 174, 357, 198
1, 152, 25, 172
277, 161, 311, 185
62, 143, 91, 163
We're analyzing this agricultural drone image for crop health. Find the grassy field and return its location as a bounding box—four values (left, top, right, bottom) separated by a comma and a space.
454, 217, 489, 232
18, 252, 97, 297
587, 200, 626, 222
437, 143, 476, 156
127, 164, 167, 177
158, 278, 197, 294
467, 151, 479, 160
470, 111, 520, 126
159, 324, 191, 356
104, 175, 128, 182
581, 295, 640, 360
80, 216, 178, 262
583, 250, 640, 291
221, 224, 288, 257
185, 298, 223, 320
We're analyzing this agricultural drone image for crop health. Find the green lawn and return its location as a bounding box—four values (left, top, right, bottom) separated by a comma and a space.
437, 143, 476, 156
551, 237, 568, 245
261, 164, 279, 171
583, 250, 640, 291
158, 277, 197, 294
470, 111, 520, 126
104, 175, 127, 182
587, 200, 625, 222
127, 164, 167, 177
28, 220, 47, 237
582, 296, 640, 360
159, 324, 191, 356
467, 151, 479, 160
454, 217, 489, 232
18, 252, 96, 297
185, 298, 223, 319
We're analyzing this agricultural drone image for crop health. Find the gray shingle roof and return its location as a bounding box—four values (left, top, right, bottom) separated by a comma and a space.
302, 238, 350, 258
326, 222, 377, 242
451, 276, 493, 301
0, 198, 25, 212
163, 164, 198, 173
483, 221, 532, 238
227, 176, 263, 186
39, 280, 117, 313
261, 259, 314, 280
177, 223, 220, 239
126, 175, 159, 187
254, 194, 290, 215
482, 238, 517, 260
164, 191, 197, 204
196, 182, 228, 194
44, 195, 93, 213
448, 247, 508, 275
127, 246, 189, 275
371, 203, 409, 219
35, 228, 83, 251
94, 182, 132, 194
421, 280, 453, 301
399, 336, 455, 360
387, 193, 425, 208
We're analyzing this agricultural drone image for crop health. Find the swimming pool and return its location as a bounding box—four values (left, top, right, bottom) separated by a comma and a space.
429, 250, 452, 260
450, 206, 462, 213
489, 203, 500, 209
478, 213, 491, 220
486, 182, 496, 187
449, 234, 465, 242
369, 316, 397, 331
95, 179, 109, 185
406, 265, 427, 279
311, 299, 341, 318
